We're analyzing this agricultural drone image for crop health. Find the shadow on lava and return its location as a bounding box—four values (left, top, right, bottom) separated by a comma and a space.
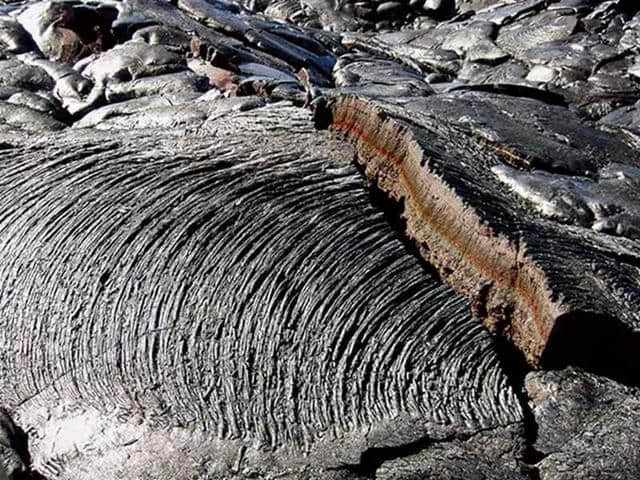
541, 312, 640, 387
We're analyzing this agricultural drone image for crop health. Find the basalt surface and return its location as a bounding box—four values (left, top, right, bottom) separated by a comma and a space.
327, 93, 640, 379
525, 367, 640, 480
0, 0, 639, 478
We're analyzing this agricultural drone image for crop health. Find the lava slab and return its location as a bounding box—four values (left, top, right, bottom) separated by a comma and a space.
327, 92, 640, 379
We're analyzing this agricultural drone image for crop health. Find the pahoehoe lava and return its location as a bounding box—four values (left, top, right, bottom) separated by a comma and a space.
0, 106, 523, 478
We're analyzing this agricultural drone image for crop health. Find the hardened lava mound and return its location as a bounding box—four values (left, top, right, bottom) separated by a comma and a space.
0, 105, 524, 479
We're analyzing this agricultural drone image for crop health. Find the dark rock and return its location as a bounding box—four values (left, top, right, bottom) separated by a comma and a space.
17, 0, 117, 62
0, 408, 27, 480
472, 0, 547, 26
131, 25, 192, 50
348, 31, 462, 74
0, 15, 33, 55
177, 0, 250, 35
73, 93, 203, 129
264, 0, 304, 23
376, 424, 527, 480
619, 11, 640, 49
466, 39, 508, 63
496, 12, 578, 57
104, 70, 210, 102
19, 54, 102, 116
328, 93, 640, 376
0, 58, 54, 91
440, 20, 496, 55
0, 85, 20, 99
110, 10, 156, 43
18, 53, 97, 113
457, 59, 528, 83
332, 53, 432, 97
187, 56, 239, 92
81, 40, 186, 84
7, 90, 62, 118
492, 162, 640, 239
377, 1, 403, 15
1, 0, 640, 477
527, 368, 640, 480
0, 100, 67, 131
598, 98, 640, 133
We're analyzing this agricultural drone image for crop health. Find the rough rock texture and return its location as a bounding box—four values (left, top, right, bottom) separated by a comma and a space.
527, 368, 640, 480
0, 409, 28, 479
327, 93, 640, 378
376, 424, 528, 480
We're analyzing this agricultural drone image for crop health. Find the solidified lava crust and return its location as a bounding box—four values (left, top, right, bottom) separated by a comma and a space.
329, 96, 568, 367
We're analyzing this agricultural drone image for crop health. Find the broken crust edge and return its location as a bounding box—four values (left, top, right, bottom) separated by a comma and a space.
328, 95, 568, 367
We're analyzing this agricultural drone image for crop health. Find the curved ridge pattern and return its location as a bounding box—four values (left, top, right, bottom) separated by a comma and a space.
0, 105, 521, 474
